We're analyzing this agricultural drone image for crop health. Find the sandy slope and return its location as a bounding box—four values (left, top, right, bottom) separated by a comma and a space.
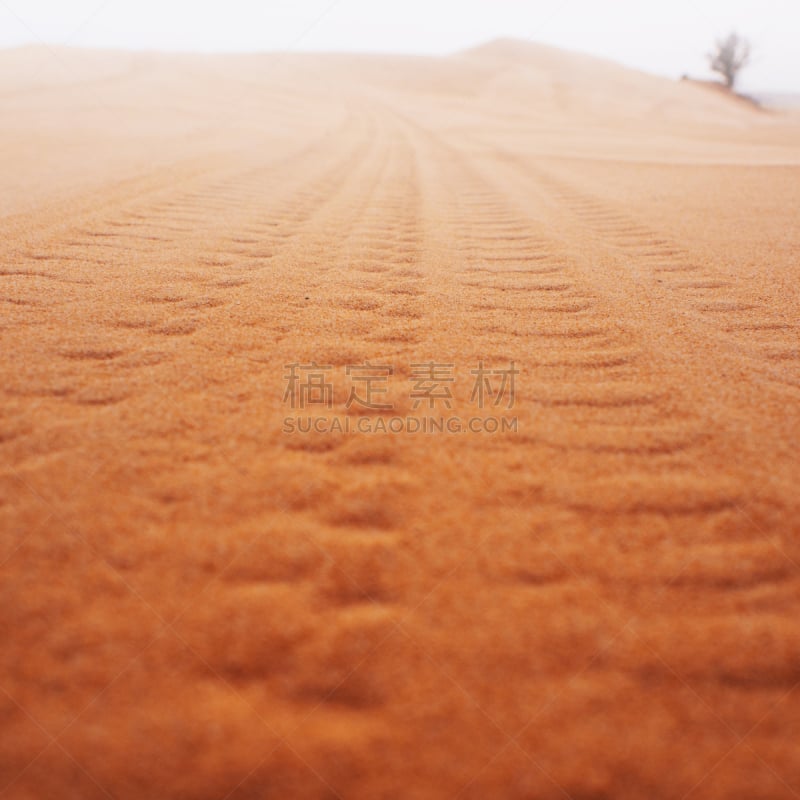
1, 39, 799, 799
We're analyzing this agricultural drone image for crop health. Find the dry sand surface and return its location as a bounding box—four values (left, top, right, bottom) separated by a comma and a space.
2, 39, 800, 799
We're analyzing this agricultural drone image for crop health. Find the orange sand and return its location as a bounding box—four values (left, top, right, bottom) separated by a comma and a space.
1, 39, 800, 799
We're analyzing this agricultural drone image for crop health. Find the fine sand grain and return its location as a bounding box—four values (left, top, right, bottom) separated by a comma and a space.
1, 39, 800, 799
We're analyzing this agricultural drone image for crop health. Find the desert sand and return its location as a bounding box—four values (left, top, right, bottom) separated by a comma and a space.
1, 39, 800, 799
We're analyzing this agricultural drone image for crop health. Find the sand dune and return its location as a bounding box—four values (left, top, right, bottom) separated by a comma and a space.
1, 40, 799, 799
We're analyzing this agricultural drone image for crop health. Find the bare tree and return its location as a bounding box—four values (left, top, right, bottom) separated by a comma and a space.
708, 32, 751, 89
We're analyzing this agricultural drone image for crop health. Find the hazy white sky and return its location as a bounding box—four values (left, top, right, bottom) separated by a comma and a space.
1, 0, 798, 91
